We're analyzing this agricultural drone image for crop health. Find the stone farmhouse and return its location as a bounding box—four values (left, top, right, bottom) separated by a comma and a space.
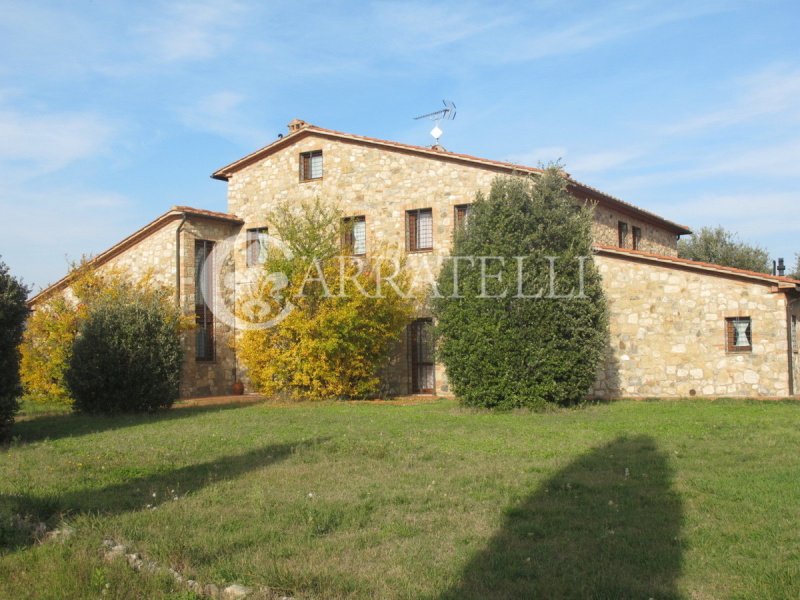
29, 119, 800, 399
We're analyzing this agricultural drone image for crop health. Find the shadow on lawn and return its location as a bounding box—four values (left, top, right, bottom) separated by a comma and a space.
1, 438, 326, 552
8, 398, 261, 446
440, 435, 683, 600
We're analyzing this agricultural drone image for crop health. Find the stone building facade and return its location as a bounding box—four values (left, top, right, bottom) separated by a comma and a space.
30, 120, 800, 399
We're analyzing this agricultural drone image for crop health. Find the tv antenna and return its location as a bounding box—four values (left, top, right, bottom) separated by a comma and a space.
414, 100, 456, 144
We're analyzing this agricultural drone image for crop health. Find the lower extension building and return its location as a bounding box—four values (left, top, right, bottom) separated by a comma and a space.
29, 119, 800, 399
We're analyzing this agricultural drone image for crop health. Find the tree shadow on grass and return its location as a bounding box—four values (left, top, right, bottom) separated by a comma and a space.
440, 435, 683, 600
6, 398, 262, 446
1, 438, 327, 552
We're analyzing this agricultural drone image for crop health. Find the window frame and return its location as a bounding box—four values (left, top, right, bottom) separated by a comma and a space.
618, 221, 629, 248
406, 208, 434, 253
194, 239, 215, 362
246, 227, 269, 267
632, 226, 642, 251
725, 316, 753, 353
342, 215, 367, 256
454, 204, 472, 231
299, 150, 323, 182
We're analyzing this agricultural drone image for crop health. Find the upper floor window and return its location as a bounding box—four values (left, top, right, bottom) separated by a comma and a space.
343, 216, 366, 256
454, 204, 472, 230
618, 221, 628, 248
407, 208, 433, 252
246, 227, 269, 266
725, 317, 752, 353
300, 150, 323, 181
632, 226, 642, 251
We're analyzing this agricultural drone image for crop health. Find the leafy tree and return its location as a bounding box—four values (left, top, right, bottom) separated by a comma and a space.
677, 226, 771, 273
66, 281, 184, 413
433, 168, 608, 410
238, 198, 415, 400
789, 254, 800, 280
20, 261, 130, 405
0, 259, 29, 441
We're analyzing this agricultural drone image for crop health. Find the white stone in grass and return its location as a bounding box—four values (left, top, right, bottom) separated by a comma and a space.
222, 584, 252, 599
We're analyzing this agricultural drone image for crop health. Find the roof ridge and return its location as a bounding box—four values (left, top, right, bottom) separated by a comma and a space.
595, 244, 800, 286
28, 205, 242, 306
210, 122, 690, 234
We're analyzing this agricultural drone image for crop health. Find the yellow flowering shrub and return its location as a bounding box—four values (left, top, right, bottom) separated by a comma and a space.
19, 261, 184, 405
238, 198, 415, 400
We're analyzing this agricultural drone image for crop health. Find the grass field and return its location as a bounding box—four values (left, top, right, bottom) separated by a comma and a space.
1, 397, 799, 599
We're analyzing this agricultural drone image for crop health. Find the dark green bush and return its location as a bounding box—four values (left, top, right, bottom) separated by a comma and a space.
433, 168, 608, 410
66, 287, 184, 414
0, 259, 29, 441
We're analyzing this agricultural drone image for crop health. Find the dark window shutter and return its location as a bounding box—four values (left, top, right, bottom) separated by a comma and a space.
408, 211, 417, 250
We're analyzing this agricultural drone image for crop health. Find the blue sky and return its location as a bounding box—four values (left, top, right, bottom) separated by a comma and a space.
1, 0, 799, 291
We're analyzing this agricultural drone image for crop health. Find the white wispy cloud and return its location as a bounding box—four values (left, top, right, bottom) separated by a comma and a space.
137, 0, 246, 63
176, 90, 272, 146
0, 105, 116, 180
663, 65, 800, 135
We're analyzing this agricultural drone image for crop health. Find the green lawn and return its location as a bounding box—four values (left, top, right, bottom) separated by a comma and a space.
1, 398, 799, 599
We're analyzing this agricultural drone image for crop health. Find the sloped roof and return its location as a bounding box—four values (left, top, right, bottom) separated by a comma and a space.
595, 244, 800, 289
211, 122, 691, 235
28, 206, 243, 307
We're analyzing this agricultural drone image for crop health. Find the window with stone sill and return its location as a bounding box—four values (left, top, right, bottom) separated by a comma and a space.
454, 204, 472, 230
407, 208, 433, 252
618, 221, 628, 248
342, 216, 366, 256
299, 150, 323, 181
725, 316, 752, 353
246, 227, 269, 266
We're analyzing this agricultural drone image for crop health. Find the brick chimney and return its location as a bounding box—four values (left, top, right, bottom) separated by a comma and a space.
287, 119, 308, 133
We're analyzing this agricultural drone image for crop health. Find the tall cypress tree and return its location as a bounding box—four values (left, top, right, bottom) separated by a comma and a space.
433, 168, 608, 409
0, 258, 29, 440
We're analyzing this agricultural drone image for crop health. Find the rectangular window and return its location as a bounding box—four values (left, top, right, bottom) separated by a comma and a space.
407, 208, 433, 252
409, 319, 435, 394
618, 221, 629, 248
299, 150, 323, 181
343, 216, 366, 256
195, 240, 215, 362
632, 226, 642, 251
454, 204, 472, 230
246, 227, 269, 266
725, 317, 752, 353
792, 315, 798, 353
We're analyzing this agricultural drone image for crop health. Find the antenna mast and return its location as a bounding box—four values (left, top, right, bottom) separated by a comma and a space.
414, 100, 456, 145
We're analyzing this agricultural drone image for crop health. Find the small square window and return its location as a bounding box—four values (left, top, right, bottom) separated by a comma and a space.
300, 150, 322, 181
246, 227, 269, 266
454, 204, 472, 230
632, 226, 642, 250
407, 208, 433, 252
726, 317, 752, 353
343, 216, 366, 256
618, 221, 628, 248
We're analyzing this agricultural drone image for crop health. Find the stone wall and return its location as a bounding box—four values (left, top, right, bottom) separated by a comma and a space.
592, 254, 794, 398
225, 133, 682, 394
